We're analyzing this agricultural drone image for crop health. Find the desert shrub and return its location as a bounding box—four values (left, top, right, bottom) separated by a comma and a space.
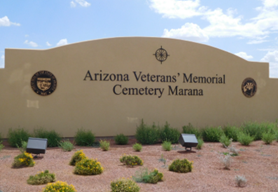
222, 125, 240, 141
74, 128, 95, 146
74, 158, 103, 175
219, 154, 232, 169
162, 141, 172, 151
169, 159, 193, 173
228, 145, 239, 156
159, 122, 180, 144
0, 141, 3, 151
12, 152, 35, 168
241, 122, 277, 140
135, 119, 160, 144
42, 181, 76, 192
133, 143, 142, 152
182, 123, 202, 139
196, 138, 204, 149
237, 132, 254, 146
120, 155, 143, 167
219, 134, 232, 147
27, 170, 56, 185
59, 140, 74, 151
8, 128, 30, 147
259, 122, 278, 137
202, 126, 224, 142
235, 175, 247, 187
115, 134, 129, 145
69, 150, 87, 166
0, 133, 3, 151
133, 167, 163, 184
99, 140, 110, 151
111, 178, 140, 192
241, 122, 262, 140
33, 128, 61, 147
275, 131, 278, 141
16, 140, 27, 153
262, 132, 276, 144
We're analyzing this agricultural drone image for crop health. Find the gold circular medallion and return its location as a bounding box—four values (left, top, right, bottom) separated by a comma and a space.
31, 70, 57, 96
241, 77, 256, 98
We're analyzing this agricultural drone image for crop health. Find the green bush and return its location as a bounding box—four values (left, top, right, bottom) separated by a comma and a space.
133, 167, 163, 184
58, 140, 74, 151
74, 158, 103, 175
16, 140, 27, 153
241, 122, 262, 140
0, 141, 3, 152
219, 134, 232, 147
275, 131, 278, 141
133, 143, 142, 152
111, 178, 140, 192
120, 155, 143, 167
135, 119, 160, 144
27, 170, 56, 185
33, 128, 61, 147
0, 133, 3, 151
69, 150, 87, 166
222, 125, 240, 141
12, 152, 35, 168
196, 138, 204, 149
162, 141, 172, 151
241, 122, 277, 141
43, 181, 76, 192
262, 132, 275, 144
115, 134, 129, 145
74, 129, 95, 146
169, 159, 193, 173
99, 140, 110, 151
182, 123, 202, 139
8, 128, 30, 147
237, 132, 254, 146
159, 122, 180, 144
202, 126, 224, 142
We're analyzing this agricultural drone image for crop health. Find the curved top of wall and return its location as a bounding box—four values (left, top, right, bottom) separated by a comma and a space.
5, 37, 256, 62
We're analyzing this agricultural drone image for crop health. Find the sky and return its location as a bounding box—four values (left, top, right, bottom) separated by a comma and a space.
1, 0, 278, 78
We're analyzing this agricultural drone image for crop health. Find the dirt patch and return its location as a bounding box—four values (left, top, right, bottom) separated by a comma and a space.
0, 139, 278, 192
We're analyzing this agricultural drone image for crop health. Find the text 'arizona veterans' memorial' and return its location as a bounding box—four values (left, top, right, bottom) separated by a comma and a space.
0, 37, 277, 137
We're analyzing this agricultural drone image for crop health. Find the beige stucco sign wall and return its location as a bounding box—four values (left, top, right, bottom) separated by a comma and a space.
0, 37, 277, 137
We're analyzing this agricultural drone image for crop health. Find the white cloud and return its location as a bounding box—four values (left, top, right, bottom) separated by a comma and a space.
235, 52, 254, 60
261, 50, 278, 77
0, 16, 20, 27
46, 42, 51, 46
70, 1, 76, 7
151, 0, 278, 43
56, 39, 68, 46
247, 39, 268, 44
162, 23, 209, 42
70, 0, 90, 7
149, 0, 205, 19
202, 9, 267, 38
261, 0, 278, 8
0, 55, 4, 68
24, 40, 38, 47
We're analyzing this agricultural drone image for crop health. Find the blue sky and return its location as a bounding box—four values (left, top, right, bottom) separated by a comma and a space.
1, 0, 278, 77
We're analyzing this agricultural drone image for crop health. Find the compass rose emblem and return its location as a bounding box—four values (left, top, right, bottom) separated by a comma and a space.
154, 46, 169, 64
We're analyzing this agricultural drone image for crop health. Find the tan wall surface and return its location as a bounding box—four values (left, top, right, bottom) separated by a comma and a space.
0, 37, 277, 137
